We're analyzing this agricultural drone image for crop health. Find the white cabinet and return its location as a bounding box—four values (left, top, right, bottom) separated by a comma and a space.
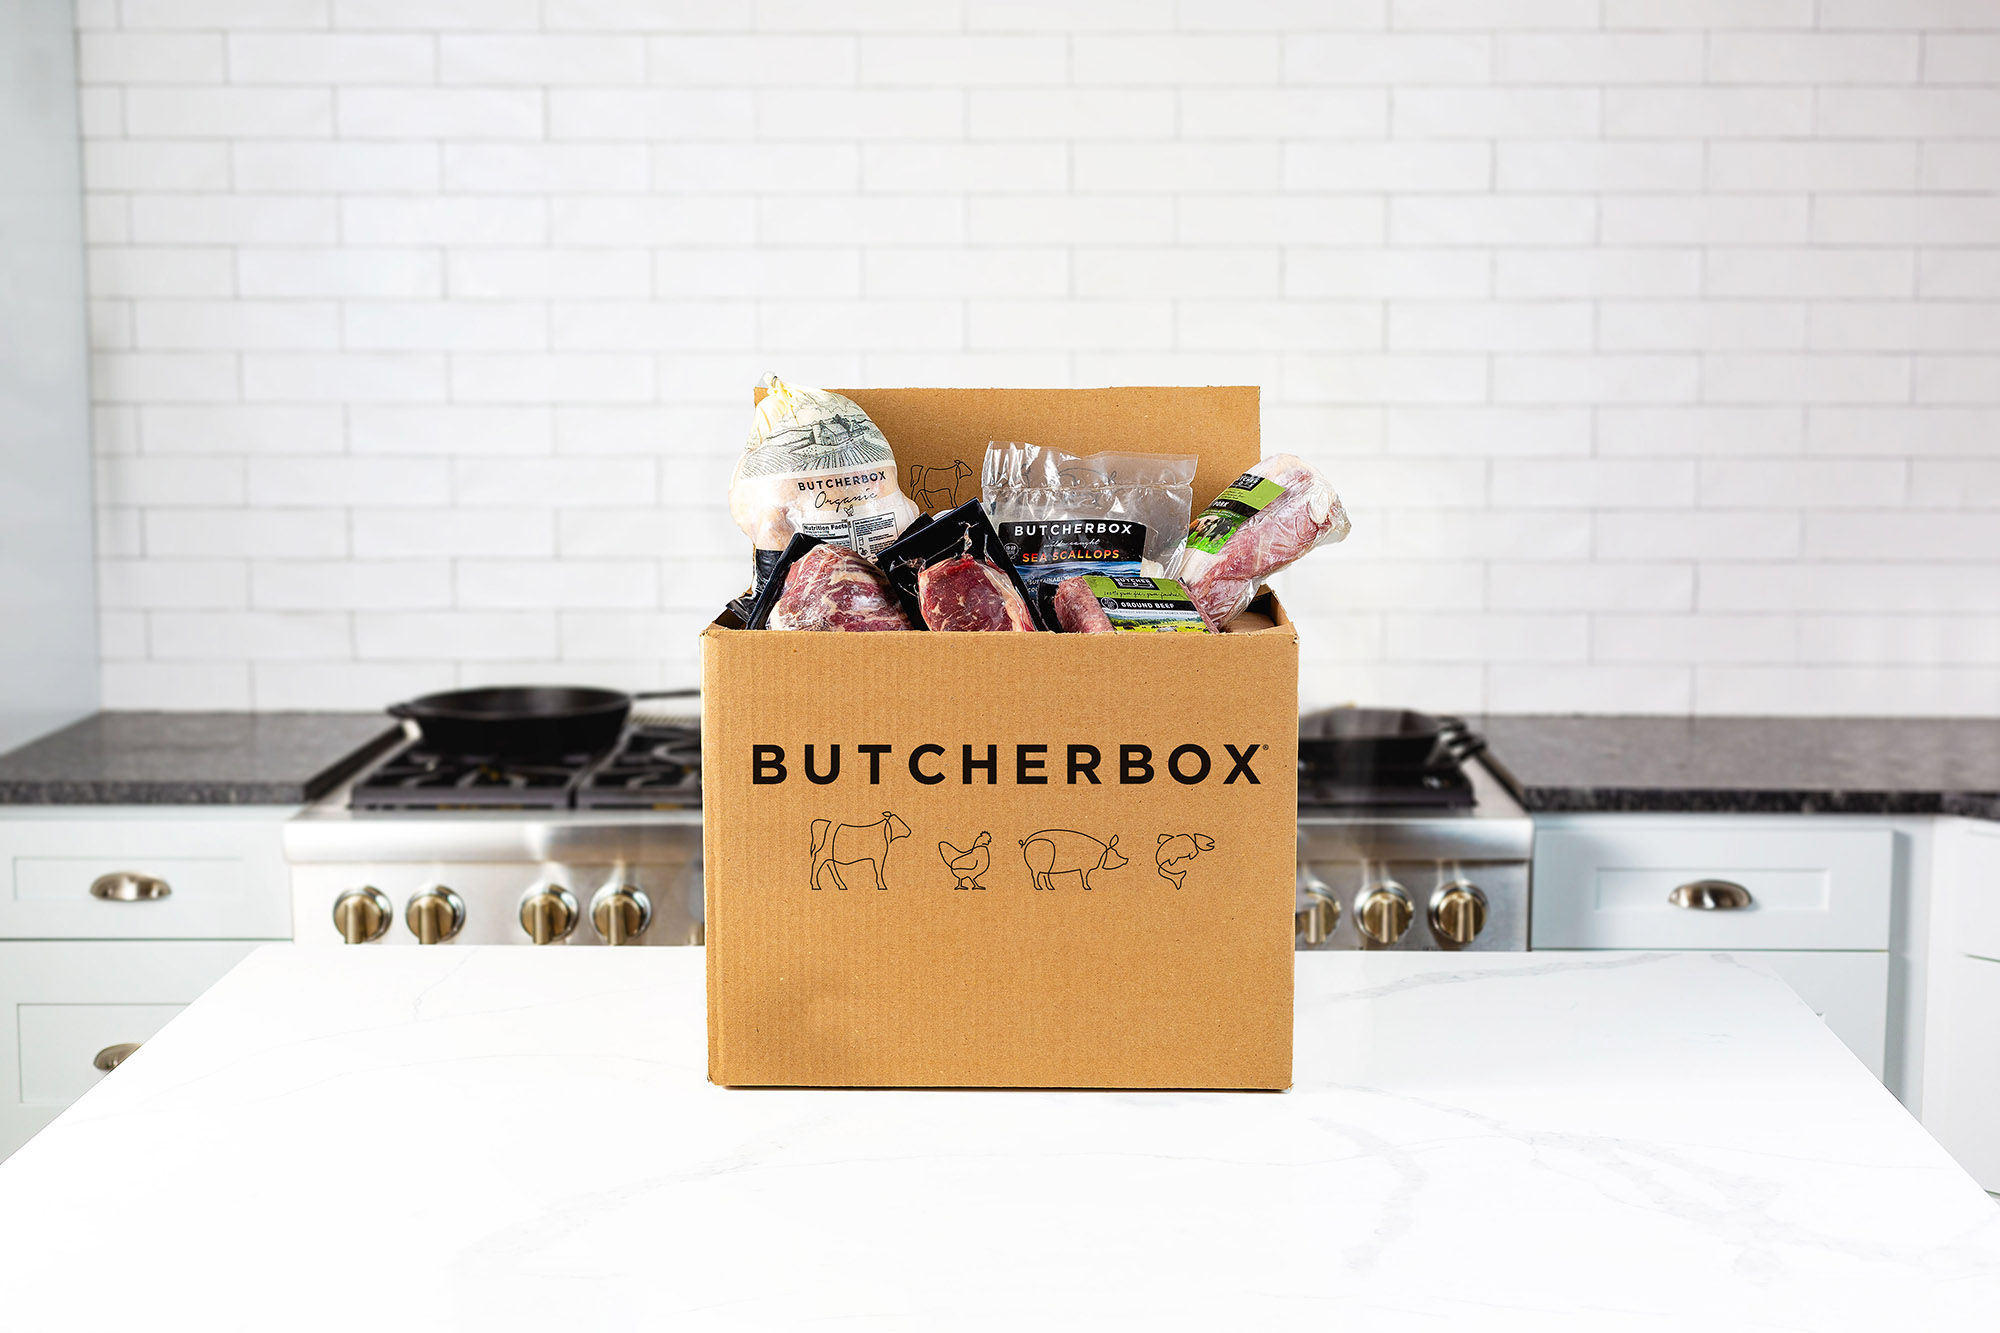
1918, 820, 2000, 1191
1533, 816, 1900, 1086
1533, 824, 1892, 951
0, 806, 295, 1161
0, 941, 260, 1160
0, 809, 292, 939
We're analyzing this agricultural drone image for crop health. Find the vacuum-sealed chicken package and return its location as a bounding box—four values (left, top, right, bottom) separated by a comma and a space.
982, 441, 1196, 590
879, 500, 1043, 632
1051, 574, 1212, 635
731, 374, 920, 591
1175, 454, 1350, 629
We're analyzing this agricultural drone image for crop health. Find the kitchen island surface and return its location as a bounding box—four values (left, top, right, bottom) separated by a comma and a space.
0, 948, 1994, 1331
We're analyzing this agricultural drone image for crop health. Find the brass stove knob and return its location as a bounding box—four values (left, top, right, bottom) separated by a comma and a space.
405, 886, 466, 945
1295, 889, 1340, 946
333, 887, 392, 944
1430, 881, 1488, 947
590, 885, 652, 946
1355, 882, 1414, 946
519, 885, 578, 945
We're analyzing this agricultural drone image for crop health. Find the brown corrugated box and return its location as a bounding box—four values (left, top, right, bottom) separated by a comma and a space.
700, 386, 1296, 1089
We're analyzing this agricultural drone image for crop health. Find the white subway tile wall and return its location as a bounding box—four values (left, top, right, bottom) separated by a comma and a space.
73, 0, 2000, 715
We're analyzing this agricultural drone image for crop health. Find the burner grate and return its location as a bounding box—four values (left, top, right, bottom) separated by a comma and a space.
353, 746, 593, 810
576, 725, 703, 810
350, 721, 704, 813
1293, 711, 1485, 812
1297, 764, 1475, 811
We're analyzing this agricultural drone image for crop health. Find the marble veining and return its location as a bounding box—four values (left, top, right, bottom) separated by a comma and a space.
0, 711, 400, 804
0, 946, 1994, 1331
1480, 714, 2000, 819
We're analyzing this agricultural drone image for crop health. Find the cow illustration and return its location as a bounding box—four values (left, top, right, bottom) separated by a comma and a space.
909, 460, 972, 512
1155, 832, 1216, 890
939, 832, 992, 890
810, 812, 910, 891
1020, 830, 1127, 891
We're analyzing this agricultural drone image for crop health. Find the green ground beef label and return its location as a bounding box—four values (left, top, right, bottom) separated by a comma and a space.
1079, 575, 1210, 632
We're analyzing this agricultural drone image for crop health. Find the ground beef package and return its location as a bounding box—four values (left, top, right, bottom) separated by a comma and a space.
1051, 574, 1212, 635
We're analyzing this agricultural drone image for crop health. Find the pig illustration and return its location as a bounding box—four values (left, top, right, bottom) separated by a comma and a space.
1020, 830, 1127, 891
1155, 832, 1216, 890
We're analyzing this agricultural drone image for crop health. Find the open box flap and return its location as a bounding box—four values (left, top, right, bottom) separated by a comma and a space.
750, 384, 1261, 529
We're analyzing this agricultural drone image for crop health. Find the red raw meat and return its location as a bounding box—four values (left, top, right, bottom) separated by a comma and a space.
917, 553, 1037, 632
1052, 576, 1113, 634
1178, 454, 1349, 629
768, 544, 910, 632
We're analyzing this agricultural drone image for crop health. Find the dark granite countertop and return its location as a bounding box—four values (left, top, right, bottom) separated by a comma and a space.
1476, 715, 2000, 819
0, 712, 403, 806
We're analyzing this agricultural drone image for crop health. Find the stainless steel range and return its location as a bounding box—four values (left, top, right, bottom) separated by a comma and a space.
286, 712, 706, 948
1293, 711, 1532, 951
289, 703, 1528, 952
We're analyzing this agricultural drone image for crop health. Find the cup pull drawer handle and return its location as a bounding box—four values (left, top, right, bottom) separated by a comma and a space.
90, 872, 171, 902
1669, 880, 1753, 910
94, 1042, 142, 1072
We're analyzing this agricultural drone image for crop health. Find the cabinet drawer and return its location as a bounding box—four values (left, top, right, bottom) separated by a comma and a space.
1539, 949, 1888, 1080
0, 941, 260, 1162
1948, 824, 2000, 965
0, 813, 292, 940
1532, 823, 1893, 951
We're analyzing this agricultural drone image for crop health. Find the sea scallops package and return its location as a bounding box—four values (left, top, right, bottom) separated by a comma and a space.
981, 441, 1196, 589
702, 386, 1297, 1092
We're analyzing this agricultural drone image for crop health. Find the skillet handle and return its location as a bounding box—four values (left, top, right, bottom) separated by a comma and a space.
386, 702, 418, 720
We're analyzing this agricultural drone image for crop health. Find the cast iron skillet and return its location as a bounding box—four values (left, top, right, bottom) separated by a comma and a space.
387, 685, 633, 759
1297, 708, 1485, 774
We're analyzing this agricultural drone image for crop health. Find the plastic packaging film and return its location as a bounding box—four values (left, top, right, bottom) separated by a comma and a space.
731, 374, 920, 590
982, 442, 1196, 589
1172, 454, 1351, 629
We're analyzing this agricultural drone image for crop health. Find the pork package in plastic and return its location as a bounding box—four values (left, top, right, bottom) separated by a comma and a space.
879, 499, 1044, 632
767, 543, 911, 632
1175, 454, 1350, 628
1052, 574, 1211, 635
731, 374, 919, 590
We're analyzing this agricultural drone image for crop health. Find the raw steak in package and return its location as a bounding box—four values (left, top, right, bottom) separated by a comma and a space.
1175, 454, 1350, 629
879, 499, 1046, 632
767, 543, 911, 632
918, 552, 1038, 632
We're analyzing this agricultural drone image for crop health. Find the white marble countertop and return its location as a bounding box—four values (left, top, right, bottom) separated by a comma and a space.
1, 948, 1995, 1331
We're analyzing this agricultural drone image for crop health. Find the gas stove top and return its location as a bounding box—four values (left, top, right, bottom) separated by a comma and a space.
348, 723, 702, 813
1291, 713, 1532, 952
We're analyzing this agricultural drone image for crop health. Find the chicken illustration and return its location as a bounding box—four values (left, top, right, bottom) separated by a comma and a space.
1156, 832, 1215, 890
939, 831, 992, 890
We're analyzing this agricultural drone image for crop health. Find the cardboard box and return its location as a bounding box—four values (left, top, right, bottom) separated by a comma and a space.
701, 386, 1296, 1089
